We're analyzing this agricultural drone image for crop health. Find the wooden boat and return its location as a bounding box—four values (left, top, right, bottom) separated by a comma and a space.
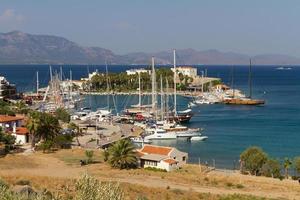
223, 98, 265, 105
223, 59, 265, 106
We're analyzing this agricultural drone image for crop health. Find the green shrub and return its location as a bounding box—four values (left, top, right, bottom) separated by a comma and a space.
171, 188, 184, 195
75, 173, 123, 200
261, 158, 281, 178
226, 182, 233, 187
0, 179, 8, 189
144, 167, 167, 172
16, 179, 31, 186
85, 150, 94, 164
294, 156, 300, 174
236, 184, 245, 189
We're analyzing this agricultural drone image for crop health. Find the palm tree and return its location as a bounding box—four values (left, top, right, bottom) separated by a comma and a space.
26, 111, 41, 148
39, 112, 60, 141
107, 139, 137, 169
284, 158, 292, 179
15, 101, 29, 114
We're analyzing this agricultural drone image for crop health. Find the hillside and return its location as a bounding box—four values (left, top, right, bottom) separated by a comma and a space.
1, 31, 300, 65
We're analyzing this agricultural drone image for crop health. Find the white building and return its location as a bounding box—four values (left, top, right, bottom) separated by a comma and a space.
137, 144, 188, 171
0, 115, 29, 144
0, 76, 17, 99
81, 70, 103, 81
126, 68, 150, 75
171, 66, 197, 78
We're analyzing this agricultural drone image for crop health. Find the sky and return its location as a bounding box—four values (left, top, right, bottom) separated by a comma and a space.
1, 0, 300, 56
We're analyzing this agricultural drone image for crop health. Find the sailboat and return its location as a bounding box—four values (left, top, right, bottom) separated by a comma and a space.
167, 49, 193, 123
223, 59, 265, 105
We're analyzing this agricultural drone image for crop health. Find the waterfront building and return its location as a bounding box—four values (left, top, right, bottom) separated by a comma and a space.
81, 70, 103, 81
171, 66, 198, 78
126, 68, 150, 75
0, 76, 17, 99
137, 144, 188, 171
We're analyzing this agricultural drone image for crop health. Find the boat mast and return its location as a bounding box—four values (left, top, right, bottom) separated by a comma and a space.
173, 49, 177, 116
160, 75, 164, 121
138, 71, 141, 107
231, 66, 235, 98
60, 66, 63, 81
151, 57, 157, 120
36, 71, 39, 95
248, 59, 252, 99
105, 62, 110, 111
70, 70, 72, 91
166, 78, 169, 121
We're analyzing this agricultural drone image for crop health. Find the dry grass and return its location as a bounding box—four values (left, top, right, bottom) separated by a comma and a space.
0, 149, 298, 200
0, 154, 39, 169
52, 148, 104, 166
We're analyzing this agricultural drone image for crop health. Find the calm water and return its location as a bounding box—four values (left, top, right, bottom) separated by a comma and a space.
1, 65, 299, 169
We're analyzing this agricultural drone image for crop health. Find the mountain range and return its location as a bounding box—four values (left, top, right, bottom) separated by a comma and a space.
1, 31, 300, 65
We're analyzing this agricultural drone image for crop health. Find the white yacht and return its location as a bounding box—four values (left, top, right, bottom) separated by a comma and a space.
130, 137, 151, 144
190, 136, 208, 141
144, 128, 177, 140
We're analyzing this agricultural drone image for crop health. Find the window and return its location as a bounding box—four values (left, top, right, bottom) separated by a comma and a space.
145, 160, 157, 166
182, 156, 186, 161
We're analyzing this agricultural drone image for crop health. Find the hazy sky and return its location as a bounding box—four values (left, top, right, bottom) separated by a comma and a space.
1, 0, 300, 56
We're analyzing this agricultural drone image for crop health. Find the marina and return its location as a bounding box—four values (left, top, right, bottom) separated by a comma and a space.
0, 64, 299, 169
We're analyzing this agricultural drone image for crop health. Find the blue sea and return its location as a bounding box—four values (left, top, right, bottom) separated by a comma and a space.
0, 64, 299, 169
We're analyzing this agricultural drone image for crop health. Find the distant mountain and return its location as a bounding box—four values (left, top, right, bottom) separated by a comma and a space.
1, 31, 300, 65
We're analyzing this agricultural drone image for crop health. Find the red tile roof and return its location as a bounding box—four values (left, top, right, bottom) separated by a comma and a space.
136, 151, 145, 157
0, 115, 24, 123
15, 127, 28, 135
163, 158, 178, 165
140, 145, 172, 156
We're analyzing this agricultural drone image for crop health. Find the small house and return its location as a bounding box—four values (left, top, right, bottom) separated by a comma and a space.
0, 115, 29, 144
137, 145, 188, 171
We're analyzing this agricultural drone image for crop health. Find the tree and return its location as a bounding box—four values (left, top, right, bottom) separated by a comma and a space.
26, 111, 41, 148
14, 101, 29, 114
261, 158, 281, 178
27, 111, 61, 150
55, 108, 70, 123
283, 158, 292, 179
240, 146, 268, 176
38, 112, 61, 142
107, 139, 137, 169
294, 157, 300, 175
0, 127, 15, 152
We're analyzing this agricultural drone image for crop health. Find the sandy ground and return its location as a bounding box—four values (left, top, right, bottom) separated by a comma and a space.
0, 150, 299, 200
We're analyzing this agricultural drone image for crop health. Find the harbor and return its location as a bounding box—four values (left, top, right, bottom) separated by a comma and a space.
0, 64, 299, 169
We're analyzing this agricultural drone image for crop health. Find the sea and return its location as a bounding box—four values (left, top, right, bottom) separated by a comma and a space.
0, 64, 299, 169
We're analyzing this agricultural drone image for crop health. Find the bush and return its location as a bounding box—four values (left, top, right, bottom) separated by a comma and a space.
236, 184, 245, 189
54, 134, 73, 149
85, 150, 94, 164
226, 182, 233, 187
144, 167, 167, 172
240, 146, 268, 176
294, 156, 300, 175
261, 158, 281, 178
16, 179, 31, 186
75, 173, 123, 200
39, 140, 54, 153
0, 179, 8, 189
